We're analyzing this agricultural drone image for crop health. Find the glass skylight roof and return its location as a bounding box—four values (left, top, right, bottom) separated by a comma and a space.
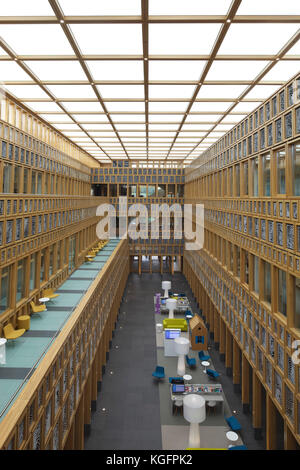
86, 61, 144, 81
149, 24, 221, 55
59, 0, 141, 16
0, 1, 299, 163
97, 84, 145, 99
236, 0, 300, 15
205, 61, 269, 81
24, 61, 88, 81
0, 0, 55, 16
0, 25, 74, 55
218, 24, 300, 55
70, 24, 143, 55
3, 84, 50, 99
149, 61, 205, 81
149, 0, 233, 15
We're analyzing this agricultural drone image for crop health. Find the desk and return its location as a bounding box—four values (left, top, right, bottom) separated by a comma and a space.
170, 383, 224, 415
160, 296, 190, 314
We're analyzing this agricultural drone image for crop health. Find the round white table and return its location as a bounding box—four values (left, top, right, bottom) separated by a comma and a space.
201, 361, 210, 373
39, 297, 50, 304
0, 338, 7, 365
183, 374, 192, 383
226, 431, 239, 448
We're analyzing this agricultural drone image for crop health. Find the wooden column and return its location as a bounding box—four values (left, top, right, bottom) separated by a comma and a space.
219, 318, 226, 362
225, 326, 233, 376
63, 421, 75, 450
74, 394, 84, 450
242, 354, 250, 413
266, 394, 277, 450
232, 339, 241, 392
213, 309, 220, 350
284, 422, 299, 450
84, 371, 92, 436
252, 371, 262, 440
91, 358, 98, 412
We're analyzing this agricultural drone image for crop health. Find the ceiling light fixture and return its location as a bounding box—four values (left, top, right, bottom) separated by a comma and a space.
60, 19, 65, 24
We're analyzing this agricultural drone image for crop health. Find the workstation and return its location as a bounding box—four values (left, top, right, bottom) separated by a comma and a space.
154, 280, 244, 450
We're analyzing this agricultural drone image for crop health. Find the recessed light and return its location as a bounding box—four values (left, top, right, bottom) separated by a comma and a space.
102, 408, 106, 412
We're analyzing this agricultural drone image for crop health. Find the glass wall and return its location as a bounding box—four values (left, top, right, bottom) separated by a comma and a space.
278, 269, 287, 317
129, 185, 136, 197
291, 142, 300, 196
3, 163, 12, 193
263, 261, 272, 305
295, 277, 300, 329
262, 153, 271, 196
68, 236, 76, 272
40, 248, 46, 282
253, 255, 259, 295
49, 245, 54, 277
252, 157, 259, 196
29, 253, 37, 292
276, 149, 286, 194
16, 259, 26, 303
0, 266, 10, 313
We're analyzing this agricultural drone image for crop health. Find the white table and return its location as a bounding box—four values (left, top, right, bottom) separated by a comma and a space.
0, 338, 7, 364
39, 297, 50, 304
226, 431, 239, 448
183, 374, 192, 383
201, 361, 210, 373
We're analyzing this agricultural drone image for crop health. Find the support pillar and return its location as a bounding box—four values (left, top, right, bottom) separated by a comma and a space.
242, 354, 250, 414
266, 394, 277, 450
252, 372, 262, 440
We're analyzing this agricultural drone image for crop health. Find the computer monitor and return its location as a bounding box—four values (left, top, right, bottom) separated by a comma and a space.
172, 384, 185, 393
165, 329, 181, 340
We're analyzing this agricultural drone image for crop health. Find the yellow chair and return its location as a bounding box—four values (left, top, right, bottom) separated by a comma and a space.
3, 323, 26, 340
43, 288, 59, 300
30, 301, 47, 314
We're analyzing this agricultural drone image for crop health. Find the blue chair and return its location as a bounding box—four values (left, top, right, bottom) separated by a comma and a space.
185, 355, 196, 368
206, 369, 220, 379
198, 350, 210, 362
226, 416, 242, 432
228, 445, 247, 450
152, 366, 165, 380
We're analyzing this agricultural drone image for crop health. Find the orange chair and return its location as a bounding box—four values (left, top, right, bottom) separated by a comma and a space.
30, 301, 47, 314
3, 323, 26, 341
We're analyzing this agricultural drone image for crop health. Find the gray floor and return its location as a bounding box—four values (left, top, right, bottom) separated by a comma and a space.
84, 270, 266, 450
84, 273, 162, 450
